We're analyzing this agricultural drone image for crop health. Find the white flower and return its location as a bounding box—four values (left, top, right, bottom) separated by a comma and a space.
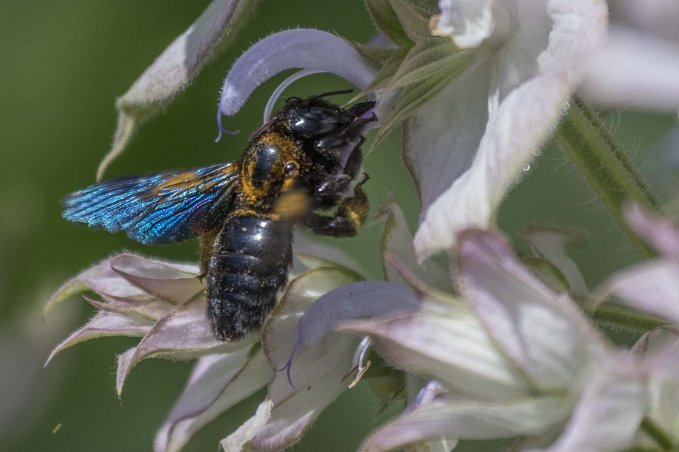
45, 237, 369, 452
412, 0, 608, 259
579, 0, 679, 111
317, 203, 649, 451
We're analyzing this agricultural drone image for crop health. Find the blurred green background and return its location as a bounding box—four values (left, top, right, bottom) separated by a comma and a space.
1, 1, 676, 451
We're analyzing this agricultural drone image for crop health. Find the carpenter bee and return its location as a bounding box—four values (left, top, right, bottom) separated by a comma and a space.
63, 92, 376, 341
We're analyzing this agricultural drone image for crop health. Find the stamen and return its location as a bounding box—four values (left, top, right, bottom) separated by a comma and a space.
263, 69, 324, 123
214, 106, 240, 143
277, 340, 301, 389
348, 336, 372, 388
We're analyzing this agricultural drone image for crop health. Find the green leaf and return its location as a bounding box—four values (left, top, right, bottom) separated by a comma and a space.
371, 48, 473, 147
372, 72, 450, 147
354, 50, 408, 98
388, 39, 470, 89
353, 42, 401, 68
365, 0, 413, 47
388, 0, 432, 43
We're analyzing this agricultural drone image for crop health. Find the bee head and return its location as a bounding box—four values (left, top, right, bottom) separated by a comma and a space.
278, 92, 376, 177
280, 91, 376, 141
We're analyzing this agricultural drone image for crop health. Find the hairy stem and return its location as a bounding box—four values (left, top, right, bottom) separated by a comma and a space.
555, 98, 661, 257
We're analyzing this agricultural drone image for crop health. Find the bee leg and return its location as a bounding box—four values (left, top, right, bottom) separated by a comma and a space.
305, 179, 369, 237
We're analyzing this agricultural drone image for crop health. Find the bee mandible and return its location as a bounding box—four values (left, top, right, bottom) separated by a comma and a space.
63, 92, 376, 341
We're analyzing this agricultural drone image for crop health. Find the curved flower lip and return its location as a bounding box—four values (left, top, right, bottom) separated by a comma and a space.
217, 28, 376, 136
294, 281, 419, 348
282, 280, 419, 385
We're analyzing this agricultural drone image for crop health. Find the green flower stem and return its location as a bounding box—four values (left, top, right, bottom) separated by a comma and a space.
640, 417, 676, 451
593, 304, 667, 334
555, 98, 661, 258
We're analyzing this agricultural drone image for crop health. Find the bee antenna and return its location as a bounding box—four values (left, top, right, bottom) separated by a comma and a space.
311, 88, 354, 100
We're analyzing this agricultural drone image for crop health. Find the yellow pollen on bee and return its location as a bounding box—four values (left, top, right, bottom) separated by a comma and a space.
274, 189, 309, 220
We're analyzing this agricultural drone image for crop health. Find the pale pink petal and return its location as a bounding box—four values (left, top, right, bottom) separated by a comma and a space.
599, 261, 679, 325
155, 349, 271, 452
115, 347, 137, 396
580, 26, 679, 112
361, 395, 567, 451
110, 254, 202, 304
524, 227, 589, 297
250, 268, 361, 450
530, 356, 646, 452
625, 204, 679, 258
131, 298, 255, 365
45, 254, 151, 315
220, 400, 273, 451
613, 0, 679, 42
292, 232, 366, 276
639, 332, 679, 443
457, 229, 610, 391
293, 281, 418, 349
88, 296, 175, 322
379, 202, 452, 291
47, 310, 152, 365
339, 298, 531, 400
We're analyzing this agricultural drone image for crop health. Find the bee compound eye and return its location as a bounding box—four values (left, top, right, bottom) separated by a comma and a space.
284, 162, 298, 173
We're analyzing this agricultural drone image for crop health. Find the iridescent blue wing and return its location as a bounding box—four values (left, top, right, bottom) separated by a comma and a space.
63, 163, 240, 244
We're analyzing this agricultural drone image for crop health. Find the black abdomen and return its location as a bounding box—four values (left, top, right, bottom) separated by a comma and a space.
207, 215, 292, 341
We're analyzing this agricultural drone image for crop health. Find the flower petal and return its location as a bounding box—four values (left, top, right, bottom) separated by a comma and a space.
410, 0, 607, 258
431, 0, 495, 49
524, 227, 589, 298
636, 331, 679, 443
598, 260, 679, 325
97, 0, 254, 179
110, 254, 202, 304
249, 267, 362, 449
47, 310, 152, 365
378, 201, 452, 290
625, 204, 679, 259
88, 296, 175, 322
292, 232, 366, 276
115, 347, 137, 396
220, 399, 273, 452
154, 348, 271, 452
530, 356, 646, 452
580, 26, 679, 112
294, 280, 419, 348
457, 229, 609, 391
132, 297, 255, 365
218, 29, 375, 118
360, 394, 567, 451
340, 296, 531, 400
44, 253, 152, 315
